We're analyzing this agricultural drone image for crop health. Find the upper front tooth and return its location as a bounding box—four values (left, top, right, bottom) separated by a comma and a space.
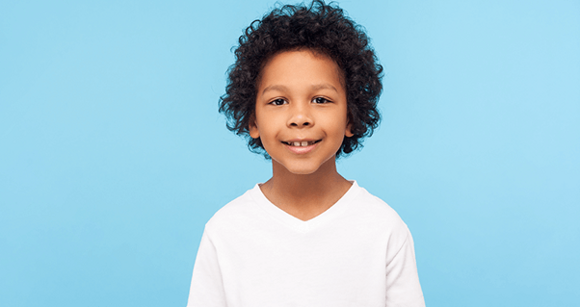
301, 141, 308, 146
293, 142, 300, 146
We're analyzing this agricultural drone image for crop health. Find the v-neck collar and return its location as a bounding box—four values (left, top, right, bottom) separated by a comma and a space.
249, 180, 360, 233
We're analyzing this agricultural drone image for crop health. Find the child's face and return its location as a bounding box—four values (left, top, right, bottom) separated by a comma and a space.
250, 49, 353, 175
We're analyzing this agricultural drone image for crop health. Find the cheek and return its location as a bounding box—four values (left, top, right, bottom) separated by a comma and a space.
255, 123, 276, 144
327, 113, 349, 135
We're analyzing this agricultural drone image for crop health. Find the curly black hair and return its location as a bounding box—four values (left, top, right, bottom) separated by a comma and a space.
219, 0, 383, 158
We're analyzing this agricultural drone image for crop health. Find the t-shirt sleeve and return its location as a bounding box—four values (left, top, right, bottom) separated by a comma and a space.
186, 229, 227, 307
385, 227, 426, 307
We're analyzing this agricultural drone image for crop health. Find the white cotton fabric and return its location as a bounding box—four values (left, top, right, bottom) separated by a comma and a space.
187, 181, 425, 307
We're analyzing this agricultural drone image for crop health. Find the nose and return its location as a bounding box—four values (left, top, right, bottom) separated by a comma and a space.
287, 103, 313, 128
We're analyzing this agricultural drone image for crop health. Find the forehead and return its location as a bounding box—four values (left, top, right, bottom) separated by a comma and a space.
257, 49, 345, 92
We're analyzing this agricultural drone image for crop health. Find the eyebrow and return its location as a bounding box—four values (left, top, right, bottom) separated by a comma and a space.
261, 83, 339, 95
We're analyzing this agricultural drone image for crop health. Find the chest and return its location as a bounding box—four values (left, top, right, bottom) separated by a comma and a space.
213, 223, 389, 306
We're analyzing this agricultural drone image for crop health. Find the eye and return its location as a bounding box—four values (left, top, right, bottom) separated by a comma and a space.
269, 98, 287, 106
312, 97, 331, 104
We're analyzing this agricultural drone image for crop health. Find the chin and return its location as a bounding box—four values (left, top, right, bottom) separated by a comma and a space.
278, 159, 330, 176
288, 168, 320, 176
280, 164, 319, 175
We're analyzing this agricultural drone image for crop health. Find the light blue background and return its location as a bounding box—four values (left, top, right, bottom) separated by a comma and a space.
1, 0, 578, 306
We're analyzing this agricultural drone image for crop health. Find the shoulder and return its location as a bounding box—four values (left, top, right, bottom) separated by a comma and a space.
344, 183, 411, 243
350, 183, 407, 228
203, 185, 263, 236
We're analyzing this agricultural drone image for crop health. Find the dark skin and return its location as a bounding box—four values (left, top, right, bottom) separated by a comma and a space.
249, 50, 353, 221
260, 156, 351, 221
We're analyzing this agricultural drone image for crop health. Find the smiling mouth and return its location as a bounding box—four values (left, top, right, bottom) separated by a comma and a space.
282, 140, 321, 147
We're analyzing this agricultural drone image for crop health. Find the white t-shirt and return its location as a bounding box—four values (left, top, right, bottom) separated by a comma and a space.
187, 181, 425, 307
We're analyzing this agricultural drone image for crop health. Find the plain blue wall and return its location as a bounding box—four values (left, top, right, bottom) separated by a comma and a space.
1, 0, 578, 306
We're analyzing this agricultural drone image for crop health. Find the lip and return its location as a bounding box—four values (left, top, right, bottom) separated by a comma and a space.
282, 139, 321, 154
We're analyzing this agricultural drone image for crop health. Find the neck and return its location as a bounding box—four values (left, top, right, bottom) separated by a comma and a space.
260, 157, 352, 220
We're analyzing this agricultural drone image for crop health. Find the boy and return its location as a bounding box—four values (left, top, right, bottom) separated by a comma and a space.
187, 1, 425, 306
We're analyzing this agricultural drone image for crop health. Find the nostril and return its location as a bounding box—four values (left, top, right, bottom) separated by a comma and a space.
288, 117, 312, 127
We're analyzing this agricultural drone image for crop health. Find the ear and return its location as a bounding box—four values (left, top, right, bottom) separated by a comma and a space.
249, 117, 260, 139
345, 117, 354, 137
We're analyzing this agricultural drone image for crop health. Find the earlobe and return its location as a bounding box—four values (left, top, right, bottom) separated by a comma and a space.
249, 121, 260, 139
345, 122, 354, 137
